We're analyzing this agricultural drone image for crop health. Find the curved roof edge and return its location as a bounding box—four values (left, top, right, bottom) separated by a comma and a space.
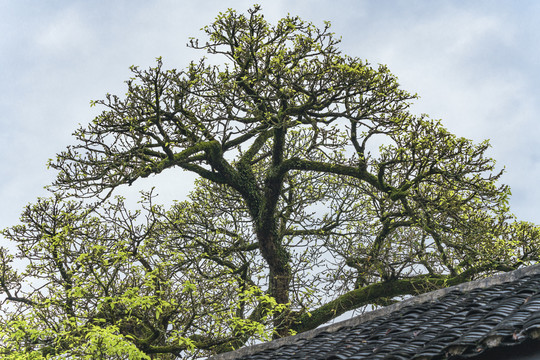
210, 264, 540, 360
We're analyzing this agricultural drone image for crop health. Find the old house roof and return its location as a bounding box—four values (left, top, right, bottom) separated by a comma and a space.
211, 265, 540, 360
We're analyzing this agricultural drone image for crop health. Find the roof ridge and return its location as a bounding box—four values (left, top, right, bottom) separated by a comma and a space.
209, 264, 540, 360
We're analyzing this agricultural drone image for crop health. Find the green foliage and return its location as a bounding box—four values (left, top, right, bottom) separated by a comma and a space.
0, 192, 287, 358
2, 5, 539, 359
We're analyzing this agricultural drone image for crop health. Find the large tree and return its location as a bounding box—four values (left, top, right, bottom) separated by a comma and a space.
1, 5, 540, 359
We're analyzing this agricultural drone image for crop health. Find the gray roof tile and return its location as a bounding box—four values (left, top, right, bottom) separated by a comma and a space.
212, 265, 540, 360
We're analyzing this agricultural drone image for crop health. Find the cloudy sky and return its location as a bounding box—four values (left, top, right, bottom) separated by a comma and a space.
1, 0, 539, 236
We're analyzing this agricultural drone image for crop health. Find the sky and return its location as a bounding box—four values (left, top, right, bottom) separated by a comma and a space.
1, 0, 540, 237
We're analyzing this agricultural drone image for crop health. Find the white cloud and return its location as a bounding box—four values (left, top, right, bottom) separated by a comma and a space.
34, 6, 95, 56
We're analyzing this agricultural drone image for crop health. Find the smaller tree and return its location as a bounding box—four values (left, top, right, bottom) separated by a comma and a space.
0, 192, 289, 358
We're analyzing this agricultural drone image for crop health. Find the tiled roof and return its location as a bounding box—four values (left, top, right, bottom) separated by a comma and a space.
211, 265, 540, 360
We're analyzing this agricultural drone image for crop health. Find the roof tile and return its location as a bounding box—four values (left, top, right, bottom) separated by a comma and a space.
212, 266, 540, 360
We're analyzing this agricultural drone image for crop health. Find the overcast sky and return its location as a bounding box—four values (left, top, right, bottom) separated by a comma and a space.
1, 0, 539, 236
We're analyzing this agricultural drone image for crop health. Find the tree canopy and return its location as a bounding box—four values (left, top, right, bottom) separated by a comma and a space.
1, 5, 539, 359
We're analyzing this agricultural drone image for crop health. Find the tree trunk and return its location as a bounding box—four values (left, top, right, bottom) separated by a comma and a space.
257, 230, 291, 338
